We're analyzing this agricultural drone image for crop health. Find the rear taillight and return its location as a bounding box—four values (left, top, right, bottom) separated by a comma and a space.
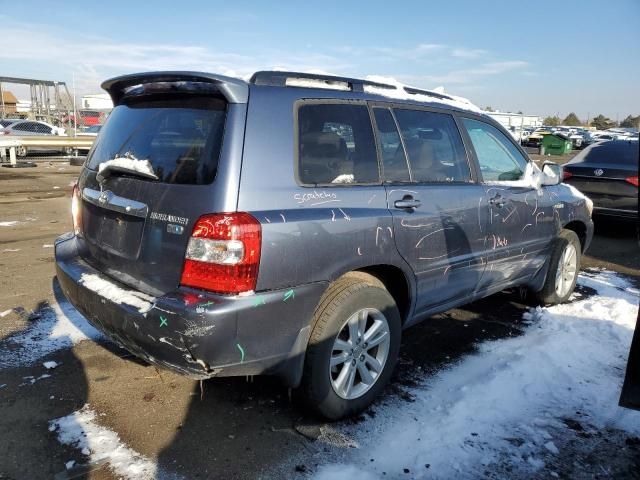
180, 212, 261, 294
71, 183, 82, 235
626, 176, 639, 187
563, 170, 573, 180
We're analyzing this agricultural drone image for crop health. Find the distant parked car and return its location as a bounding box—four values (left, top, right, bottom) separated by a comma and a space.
77, 125, 102, 137
0, 119, 67, 157
525, 128, 553, 148
0, 118, 21, 129
62, 110, 103, 127
563, 140, 638, 220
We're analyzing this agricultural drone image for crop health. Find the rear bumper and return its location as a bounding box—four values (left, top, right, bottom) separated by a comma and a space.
55, 233, 327, 385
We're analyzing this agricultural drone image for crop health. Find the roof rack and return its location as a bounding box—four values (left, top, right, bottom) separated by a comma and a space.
250, 71, 454, 101
250, 71, 394, 93
403, 85, 453, 101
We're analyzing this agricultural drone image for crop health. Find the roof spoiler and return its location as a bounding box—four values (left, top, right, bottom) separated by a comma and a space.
101, 71, 249, 105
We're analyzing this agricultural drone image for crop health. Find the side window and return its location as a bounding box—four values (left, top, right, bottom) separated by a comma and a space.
297, 103, 379, 185
34, 123, 52, 134
393, 109, 471, 183
373, 108, 410, 182
462, 118, 528, 182
12, 122, 28, 131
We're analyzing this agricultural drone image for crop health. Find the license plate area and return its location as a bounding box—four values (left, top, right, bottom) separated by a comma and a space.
83, 201, 145, 259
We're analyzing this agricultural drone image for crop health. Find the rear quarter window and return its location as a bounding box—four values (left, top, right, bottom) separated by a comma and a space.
87, 95, 227, 185
297, 103, 379, 185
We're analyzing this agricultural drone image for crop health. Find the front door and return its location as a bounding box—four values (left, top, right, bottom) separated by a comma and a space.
372, 106, 490, 317
460, 117, 555, 290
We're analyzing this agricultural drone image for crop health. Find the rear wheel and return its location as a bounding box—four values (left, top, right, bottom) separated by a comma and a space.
537, 229, 581, 304
301, 274, 401, 420
16, 146, 27, 157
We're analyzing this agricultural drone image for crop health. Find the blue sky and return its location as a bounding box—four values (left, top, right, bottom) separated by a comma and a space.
2, 0, 639, 119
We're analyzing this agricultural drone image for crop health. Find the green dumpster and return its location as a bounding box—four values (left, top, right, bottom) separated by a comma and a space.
541, 134, 572, 155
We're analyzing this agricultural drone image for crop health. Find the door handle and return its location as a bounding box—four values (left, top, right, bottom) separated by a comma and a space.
489, 194, 506, 208
394, 196, 421, 210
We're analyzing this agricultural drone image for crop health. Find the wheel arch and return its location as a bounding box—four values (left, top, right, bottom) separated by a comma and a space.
563, 220, 588, 252
347, 264, 414, 326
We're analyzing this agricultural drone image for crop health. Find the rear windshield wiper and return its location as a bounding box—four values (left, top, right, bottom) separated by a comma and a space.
96, 153, 159, 183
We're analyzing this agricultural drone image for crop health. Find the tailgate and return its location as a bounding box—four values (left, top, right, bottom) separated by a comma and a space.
75, 73, 248, 296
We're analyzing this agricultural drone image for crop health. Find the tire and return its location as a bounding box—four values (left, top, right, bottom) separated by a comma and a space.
301, 274, 401, 420
536, 229, 581, 305
16, 146, 27, 157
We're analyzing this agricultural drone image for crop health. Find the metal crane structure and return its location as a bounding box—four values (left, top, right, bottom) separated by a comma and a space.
0, 76, 75, 126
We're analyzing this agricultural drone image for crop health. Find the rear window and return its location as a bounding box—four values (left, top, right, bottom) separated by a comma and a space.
87, 95, 226, 185
585, 141, 638, 165
297, 103, 379, 185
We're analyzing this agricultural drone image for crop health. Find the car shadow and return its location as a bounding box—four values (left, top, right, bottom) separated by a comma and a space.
0, 281, 92, 480
155, 286, 551, 478
583, 216, 639, 280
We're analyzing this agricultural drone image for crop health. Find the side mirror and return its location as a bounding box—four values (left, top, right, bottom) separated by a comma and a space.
541, 161, 563, 186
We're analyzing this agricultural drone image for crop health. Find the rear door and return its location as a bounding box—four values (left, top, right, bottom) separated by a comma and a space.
460, 116, 555, 290
76, 78, 246, 296
373, 105, 489, 315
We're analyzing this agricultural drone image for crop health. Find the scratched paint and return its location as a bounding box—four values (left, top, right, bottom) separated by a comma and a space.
338, 208, 351, 221
415, 227, 454, 248
159, 316, 168, 327
283, 289, 295, 302
375, 227, 383, 246
253, 296, 266, 308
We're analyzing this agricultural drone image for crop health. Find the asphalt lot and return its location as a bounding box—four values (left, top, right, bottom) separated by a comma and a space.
0, 154, 638, 479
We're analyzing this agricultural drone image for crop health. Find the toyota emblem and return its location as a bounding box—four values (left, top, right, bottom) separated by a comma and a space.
594, 169, 604, 176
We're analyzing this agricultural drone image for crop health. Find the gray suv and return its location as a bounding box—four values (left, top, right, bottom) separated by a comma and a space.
55, 71, 594, 419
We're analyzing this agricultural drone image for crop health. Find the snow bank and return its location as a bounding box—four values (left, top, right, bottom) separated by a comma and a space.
98, 157, 157, 179
363, 75, 483, 113
313, 270, 640, 479
51, 405, 163, 480
79, 273, 155, 314
0, 293, 101, 368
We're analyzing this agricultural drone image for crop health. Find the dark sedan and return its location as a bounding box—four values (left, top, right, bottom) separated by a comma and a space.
563, 140, 639, 219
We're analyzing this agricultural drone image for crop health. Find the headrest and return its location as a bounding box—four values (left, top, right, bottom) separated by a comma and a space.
417, 129, 443, 140
301, 131, 347, 157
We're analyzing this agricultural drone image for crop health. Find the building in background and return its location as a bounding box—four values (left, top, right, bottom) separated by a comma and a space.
81, 93, 113, 111
0, 91, 18, 115
486, 111, 543, 129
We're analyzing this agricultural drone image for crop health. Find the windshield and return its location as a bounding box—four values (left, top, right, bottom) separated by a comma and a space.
87, 95, 226, 185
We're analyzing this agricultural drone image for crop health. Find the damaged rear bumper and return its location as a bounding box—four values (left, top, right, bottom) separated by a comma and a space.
55, 233, 327, 386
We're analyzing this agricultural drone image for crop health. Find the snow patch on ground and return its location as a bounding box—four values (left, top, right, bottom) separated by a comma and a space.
312, 270, 640, 479
43, 360, 59, 369
51, 405, 166, 480
0, 221, 20, 227
79, 273, 154, 313
0, 292, 101, 368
